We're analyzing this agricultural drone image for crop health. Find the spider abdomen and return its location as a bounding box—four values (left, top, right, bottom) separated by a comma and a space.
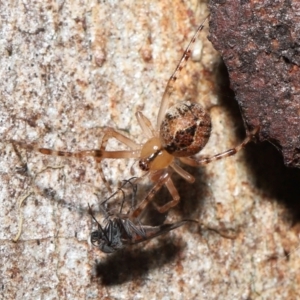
160, 101, 211, 157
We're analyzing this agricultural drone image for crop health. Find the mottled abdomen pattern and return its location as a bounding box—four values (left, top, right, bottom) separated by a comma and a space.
160, 101, 211, 157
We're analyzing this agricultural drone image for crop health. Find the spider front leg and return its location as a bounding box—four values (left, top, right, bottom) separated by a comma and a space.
180, 126, 259, 167
152, 177, 180, 213
93, 127, 141, 191
11, 128, 141, 192
98, 127, 140, 158
130, 171, 180, 219
156, 16, 209, 129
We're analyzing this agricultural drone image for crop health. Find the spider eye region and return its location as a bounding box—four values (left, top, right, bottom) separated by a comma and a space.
139, 137, 174, 171
160, 101, 212, 157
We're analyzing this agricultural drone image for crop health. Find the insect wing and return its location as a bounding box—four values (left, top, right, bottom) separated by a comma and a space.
127, 219, 198, 245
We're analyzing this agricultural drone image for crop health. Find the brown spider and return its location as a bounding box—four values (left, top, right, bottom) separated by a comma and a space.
89, 177, 197, 253
12, 16, 258, 214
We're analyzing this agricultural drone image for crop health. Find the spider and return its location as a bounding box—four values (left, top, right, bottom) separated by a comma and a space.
11, 16, 258, 214
89, 178, 196, 253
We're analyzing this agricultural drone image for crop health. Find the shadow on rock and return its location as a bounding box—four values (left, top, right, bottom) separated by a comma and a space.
94, 238, 184, 285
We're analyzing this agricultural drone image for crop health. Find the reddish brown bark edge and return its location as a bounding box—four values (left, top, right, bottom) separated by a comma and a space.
208, 0, 300, 167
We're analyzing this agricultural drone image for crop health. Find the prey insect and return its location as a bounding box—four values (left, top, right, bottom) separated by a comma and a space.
89, 178, 196, 253
10, 15, 259, 214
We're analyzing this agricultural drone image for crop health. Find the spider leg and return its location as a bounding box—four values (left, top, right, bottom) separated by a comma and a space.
96, 128, 140, 191
156, 15, 209, 129
170, 161, 195, 183
100, 127, 139, 151
10, 139, 140, 160
180, 126, 259, 167
97, 159, 112, 192
130, 170, 182, 217
10, 130, 140, 193
152, 177, 180, 213
135, 111, 156, 138
130, 172, 171, 219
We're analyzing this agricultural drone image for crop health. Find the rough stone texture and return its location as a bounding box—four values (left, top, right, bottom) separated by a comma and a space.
209, 0, 300, 168
1, 1, 300, 300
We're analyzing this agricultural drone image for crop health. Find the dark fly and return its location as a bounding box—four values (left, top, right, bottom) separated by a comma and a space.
89, 178, 197, 253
